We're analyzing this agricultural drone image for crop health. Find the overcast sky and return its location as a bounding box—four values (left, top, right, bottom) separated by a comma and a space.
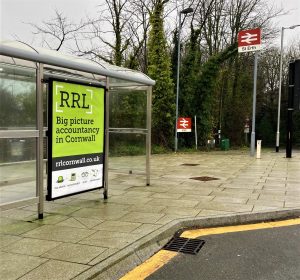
1, 0, 299, 49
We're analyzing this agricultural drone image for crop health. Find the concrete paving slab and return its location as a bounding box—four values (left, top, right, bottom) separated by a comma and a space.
106, 196, 154, 205
22, 225, 96, 243
1, 208, 36, 220
93, 221, 141, 232
161, 207, 200, 217
286, 191, 300, 197
55, 217, 93, 229
79, 231, 141, 249
220, 183, 262, 189
247, 199, 284, 208
0, 216, 20, 226
147, 198, 199, 208
285, 201, 300, 208
2, 238, 61, 256
169, 187, 215, 196
18, 259, 89, 280
75, 217, 104, 228
88, 248, 119, 266
0, 220, 41, 235
212, 196, 249, 204
197, 209, 235, 216
41, 243, 106, 264
155, 214, 182, 225
258, 194, 286, 202
126, 205, 166, 214
254, 189, 286, 195
150, 192, 184, 199
70, 207, 129, 220
56, 217, 104, 229
0, 251, 47, 280
179, 194, 214, 202
29, 214, 69, 225
131, 224, 162, 235
121, 190, 155, 198
196, 201, 254, 212
212, 191, 259, 200
120, 211, 165, 224
259, 182, 286, 188
252, 205, 281, 211
0, 234, 22, 249
22, 204, 80, 215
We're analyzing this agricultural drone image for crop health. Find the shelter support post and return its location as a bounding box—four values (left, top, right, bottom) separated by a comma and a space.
146, 87, 152, 186
103, 78, 110, 199
37, 63, 44, 219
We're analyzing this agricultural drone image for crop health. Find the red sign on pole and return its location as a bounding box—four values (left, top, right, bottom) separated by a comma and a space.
177, 117, 192, 132
238, 28, 261, 53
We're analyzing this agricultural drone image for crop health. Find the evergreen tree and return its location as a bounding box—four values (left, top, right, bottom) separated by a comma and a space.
177, 27, 202, 147
147, 0, 174, 148
193, 43, 238, 145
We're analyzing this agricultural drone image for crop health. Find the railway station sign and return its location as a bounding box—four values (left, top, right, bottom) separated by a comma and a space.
238, 28, 261, 53
177, 117, 192, 132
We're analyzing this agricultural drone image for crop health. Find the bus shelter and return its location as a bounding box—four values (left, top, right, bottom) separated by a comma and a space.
0, 41, 154, 218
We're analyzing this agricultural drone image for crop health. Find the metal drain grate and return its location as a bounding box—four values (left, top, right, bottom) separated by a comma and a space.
181, 163, 199, 166
190, 176, 219, 181
163, 237, 205, 255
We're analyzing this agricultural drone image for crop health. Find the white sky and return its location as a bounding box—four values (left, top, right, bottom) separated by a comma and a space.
0, 0, 300, 49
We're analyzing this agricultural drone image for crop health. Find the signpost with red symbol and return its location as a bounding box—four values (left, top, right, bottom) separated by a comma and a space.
177, 117, 192, 132
238, 28, 261, 53
238, 28, 261, 157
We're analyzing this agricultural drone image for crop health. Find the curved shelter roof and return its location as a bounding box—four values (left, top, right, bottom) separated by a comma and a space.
0, 41, 155, 86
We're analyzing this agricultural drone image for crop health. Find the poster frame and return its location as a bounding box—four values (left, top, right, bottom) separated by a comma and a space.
46, 78, 106, 201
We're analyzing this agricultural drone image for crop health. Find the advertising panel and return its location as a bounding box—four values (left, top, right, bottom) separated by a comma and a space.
47, 80, 105, 200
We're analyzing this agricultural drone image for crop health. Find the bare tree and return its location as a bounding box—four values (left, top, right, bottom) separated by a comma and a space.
74, 0, 132, 66
29, 10, 87, 51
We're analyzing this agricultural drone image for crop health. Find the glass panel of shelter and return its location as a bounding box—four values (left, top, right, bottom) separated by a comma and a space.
108, 81, 148, 178
0, 63, 38, 205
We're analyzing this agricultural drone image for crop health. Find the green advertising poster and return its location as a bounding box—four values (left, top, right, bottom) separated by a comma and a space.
47, 80, 105, 200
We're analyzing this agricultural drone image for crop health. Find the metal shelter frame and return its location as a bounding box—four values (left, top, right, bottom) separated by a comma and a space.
0, 41, 154, 218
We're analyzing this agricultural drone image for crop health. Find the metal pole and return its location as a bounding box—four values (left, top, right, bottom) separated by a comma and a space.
250, 52, 258, 157
175, 12, 181, 152
146, 86, 152, 186
194, 115, 197, 149
103, 77, 110, 199
286, 61, 295, 158
276, 27, 284, 152
37, 63, 44, 219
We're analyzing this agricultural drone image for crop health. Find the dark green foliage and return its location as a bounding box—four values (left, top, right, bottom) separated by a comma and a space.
147, 0, 175, 148
176, 27, 202, 147
222, 55, 254, 145
192, 43, 238, 146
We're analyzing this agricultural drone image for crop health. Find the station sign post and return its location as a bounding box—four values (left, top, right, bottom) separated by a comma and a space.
238, 28, 261, 157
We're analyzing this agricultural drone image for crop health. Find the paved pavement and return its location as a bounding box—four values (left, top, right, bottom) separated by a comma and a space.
0, 149, 300, 280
